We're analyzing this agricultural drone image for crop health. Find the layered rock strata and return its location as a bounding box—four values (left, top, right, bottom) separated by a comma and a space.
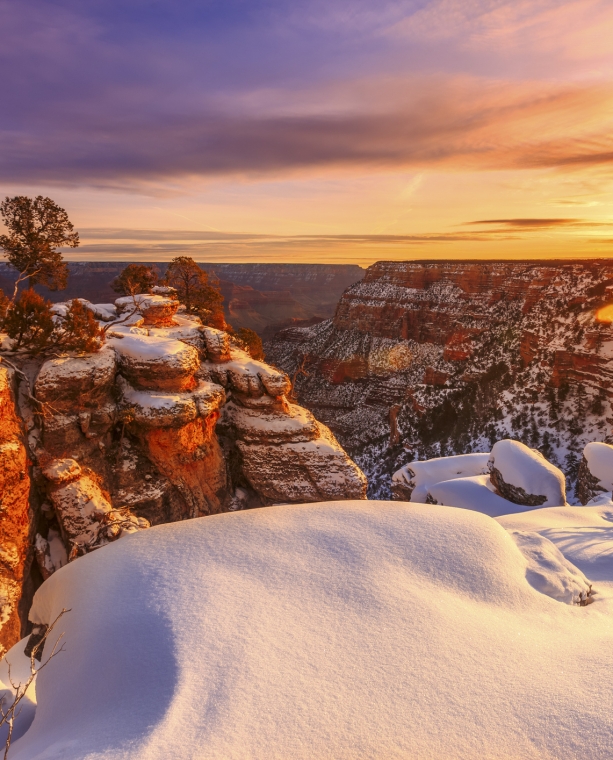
267, 260, 613, 500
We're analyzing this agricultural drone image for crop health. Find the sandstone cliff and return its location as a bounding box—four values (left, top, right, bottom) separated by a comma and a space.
266, 260, 613, 500
0, 365, 32, 654
0, 293, 366, 649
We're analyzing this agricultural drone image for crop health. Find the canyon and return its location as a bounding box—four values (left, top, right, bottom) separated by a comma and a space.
0, 262, 364, 335
266, 259, 613, 500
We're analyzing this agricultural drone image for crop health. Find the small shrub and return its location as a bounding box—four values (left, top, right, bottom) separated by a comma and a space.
57, 300, 104, 352
3, 289, 55, 352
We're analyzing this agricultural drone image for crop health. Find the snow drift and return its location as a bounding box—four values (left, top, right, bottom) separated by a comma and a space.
10, 501, 613, 760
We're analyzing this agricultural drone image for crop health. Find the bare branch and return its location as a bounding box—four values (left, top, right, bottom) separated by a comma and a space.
0, 357, 59, 419
0, 608, 70, 758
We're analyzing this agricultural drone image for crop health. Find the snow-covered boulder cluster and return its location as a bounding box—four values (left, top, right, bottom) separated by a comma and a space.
15, 294, 366, 583
392, 439, 567, 518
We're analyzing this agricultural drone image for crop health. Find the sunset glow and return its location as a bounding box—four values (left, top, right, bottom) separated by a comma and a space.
2, 1, 613, 263
596, 304, 613, 322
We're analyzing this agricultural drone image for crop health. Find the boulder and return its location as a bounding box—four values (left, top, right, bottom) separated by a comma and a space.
201, 327, 231, 363
35, 349, 117, 412
118, 376, 225, 429
111, 333, 200, 391
577, 442, 613, 505
237, 425, 367, 504
43, 460, 149, 558
488, 440, 566, 508
204, 350, 291, 398
221, 399, 319, 444
115, 294, 179, 327
391, 453, 490, 502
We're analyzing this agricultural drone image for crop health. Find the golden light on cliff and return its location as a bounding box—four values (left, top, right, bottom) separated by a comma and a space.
596, 305, 613, 323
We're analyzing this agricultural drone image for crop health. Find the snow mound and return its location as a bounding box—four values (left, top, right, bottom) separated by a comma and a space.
12, 501, 613, 760
508, 530, 592, 604
498, 505, 613, 582
391, 452, 489, 502
489, 439, 566, 507
426, 474, 524, 517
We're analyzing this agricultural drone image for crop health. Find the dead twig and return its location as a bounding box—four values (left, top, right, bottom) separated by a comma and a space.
0, 608, 70, 758
0, 356, 58, 419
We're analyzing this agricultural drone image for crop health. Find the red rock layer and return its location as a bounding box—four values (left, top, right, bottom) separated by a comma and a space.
0, 366, 32, 653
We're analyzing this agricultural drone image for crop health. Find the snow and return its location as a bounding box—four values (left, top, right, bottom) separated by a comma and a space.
118, 376, 224, 426
392, 452, 489, 502
0, 637, 37, 745
114, 294, 176, 312
489, 439, 566, 507
583, 442, 613, 492
426, 474, 528, 517
508, 530, 591, 604
11, 500, 613, 759
498, 505, 613, 583
109, 333, 191, 362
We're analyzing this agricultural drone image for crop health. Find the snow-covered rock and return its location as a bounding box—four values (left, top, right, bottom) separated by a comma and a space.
110, 333, 201, 391
201, 326, 231, 362
425, 474, 522, 517
236, 427, 367, 503
222, 399, 318, 444
203, 349, 291, 398
118, 376, 225, 429
35, 349, 117, 411
12, 501, 613, 760
42, 459, 149, 559
391, 452, 490, 502
577, 442, 613, 505
488, 439, 566, 507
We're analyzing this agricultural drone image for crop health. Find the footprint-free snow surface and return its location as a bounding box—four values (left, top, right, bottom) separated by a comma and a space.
11, 501, 613, 759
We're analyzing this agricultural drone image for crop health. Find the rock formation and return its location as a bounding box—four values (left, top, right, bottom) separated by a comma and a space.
391, 438, 567, 515
266, 259, 613, 500
0, 366, 31, 655
0, 292, 366, 648
576, 441, 613, 505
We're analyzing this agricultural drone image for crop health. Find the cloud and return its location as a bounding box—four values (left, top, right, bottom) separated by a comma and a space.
466, 218, 582, 228
2, 74, 613, 190
465, 218, 613, 228
0, 2, 612, 192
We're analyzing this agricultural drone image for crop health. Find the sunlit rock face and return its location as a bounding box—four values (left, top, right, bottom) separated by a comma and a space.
0, 293, 366, 649
0, 366, 31, 654
266, 260, 613, 501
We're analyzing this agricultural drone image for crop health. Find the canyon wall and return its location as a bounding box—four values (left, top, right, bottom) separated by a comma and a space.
266, 260, 613, 499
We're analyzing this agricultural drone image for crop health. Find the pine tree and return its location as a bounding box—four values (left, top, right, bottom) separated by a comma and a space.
111, 264, 158, 296
230, 327, 264, 360
164, 257, 224, 327
0, 196, 77, 298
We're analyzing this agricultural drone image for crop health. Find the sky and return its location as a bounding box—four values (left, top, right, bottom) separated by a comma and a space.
1, 0, 613, 265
